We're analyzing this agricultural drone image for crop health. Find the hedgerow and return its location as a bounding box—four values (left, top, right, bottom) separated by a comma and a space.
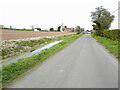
93, 29, 120, 40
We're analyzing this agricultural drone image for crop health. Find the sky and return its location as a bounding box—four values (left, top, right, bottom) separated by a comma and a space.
0, 0, 119, 30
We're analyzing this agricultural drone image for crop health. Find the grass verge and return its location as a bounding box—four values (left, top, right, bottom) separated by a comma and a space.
91, 34, 118, 58
1, 33, 84, 88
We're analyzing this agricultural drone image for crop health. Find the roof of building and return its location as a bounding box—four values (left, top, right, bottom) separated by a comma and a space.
65, 28, 72, 30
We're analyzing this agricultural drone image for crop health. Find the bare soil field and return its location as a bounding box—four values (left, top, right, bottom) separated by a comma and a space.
1, 30, 75, 40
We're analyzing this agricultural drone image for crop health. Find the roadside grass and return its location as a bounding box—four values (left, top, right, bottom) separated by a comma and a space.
91, 34, 118, 58
1, 33, 84, 88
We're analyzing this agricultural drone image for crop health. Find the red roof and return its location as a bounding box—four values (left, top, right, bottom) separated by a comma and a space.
65, 28, 72, 30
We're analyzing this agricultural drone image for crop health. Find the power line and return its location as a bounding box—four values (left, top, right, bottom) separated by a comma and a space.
115, 15, 118, 18
112, 7, 120, 14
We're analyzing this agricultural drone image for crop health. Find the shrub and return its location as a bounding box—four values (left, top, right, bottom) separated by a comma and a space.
49, 28, 54, 31
94, 29, 120, 40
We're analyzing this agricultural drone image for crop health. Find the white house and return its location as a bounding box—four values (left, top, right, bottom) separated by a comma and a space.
34, 28, 39, 31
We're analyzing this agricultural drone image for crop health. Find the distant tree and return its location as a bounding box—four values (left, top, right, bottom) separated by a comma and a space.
50, 28, 54, 31
9, 25, 12, 29
75, 26, 81, 34
44, 29, 48, 31
57, 26, 61, 32
38, 28, 41, 31
80, 28, 85, 32
91, 6, 114, 35
64, 26, 67, 28
30, 25, 35, 30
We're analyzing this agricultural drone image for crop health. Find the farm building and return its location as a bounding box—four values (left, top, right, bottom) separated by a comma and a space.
64, 28, 74, 32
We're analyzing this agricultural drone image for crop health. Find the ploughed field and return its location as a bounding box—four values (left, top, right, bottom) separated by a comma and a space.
1, 30, 74, 40
1, 30, 75, 60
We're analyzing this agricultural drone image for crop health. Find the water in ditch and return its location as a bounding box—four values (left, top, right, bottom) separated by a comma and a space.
1, 40, 63, 66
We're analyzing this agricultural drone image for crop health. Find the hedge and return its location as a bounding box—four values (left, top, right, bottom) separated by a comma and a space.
94, 29, 120, 40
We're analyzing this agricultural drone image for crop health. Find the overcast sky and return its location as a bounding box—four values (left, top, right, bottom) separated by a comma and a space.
0, 0, 119, 30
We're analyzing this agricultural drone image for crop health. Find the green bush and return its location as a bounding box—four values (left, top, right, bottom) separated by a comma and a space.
94, 29, 120, 40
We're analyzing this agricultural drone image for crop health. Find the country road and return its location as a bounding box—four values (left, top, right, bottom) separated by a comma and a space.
8, 34, 118, 88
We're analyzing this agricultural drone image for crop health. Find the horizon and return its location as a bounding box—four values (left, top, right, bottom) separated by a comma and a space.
0, 0, 119, 30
